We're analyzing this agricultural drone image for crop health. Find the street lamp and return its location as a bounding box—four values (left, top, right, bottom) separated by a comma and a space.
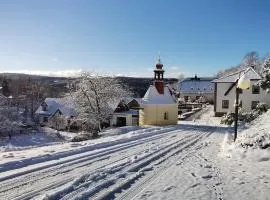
234, 70, 251, 141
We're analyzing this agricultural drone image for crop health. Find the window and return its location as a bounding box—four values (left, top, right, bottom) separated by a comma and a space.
41, 103, 48, 111
43, 117, 48, 122
251, 101, 259, 110
164, 112, 168, 120
252, 85, 260, 94
184, 96, 189, 101
222, 100, 229, 109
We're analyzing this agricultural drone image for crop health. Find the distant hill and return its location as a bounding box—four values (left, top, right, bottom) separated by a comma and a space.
0, 73, 178, 98
116, 76, 178, 97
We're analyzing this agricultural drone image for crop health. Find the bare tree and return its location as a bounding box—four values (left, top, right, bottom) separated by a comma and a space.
71, 72, 131, 138
241, 51, 261, 73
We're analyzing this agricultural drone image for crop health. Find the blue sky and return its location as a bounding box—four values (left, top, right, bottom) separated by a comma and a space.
0, 0, 269, 77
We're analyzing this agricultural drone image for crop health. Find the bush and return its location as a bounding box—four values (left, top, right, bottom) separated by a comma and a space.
220, 112, 235, 125
220, 103, 269, 125
255, 103, 269, 114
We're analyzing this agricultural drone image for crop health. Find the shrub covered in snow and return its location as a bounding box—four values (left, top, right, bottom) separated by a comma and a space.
220, 103, 269, 126
236, 109, 270, 149
220, 112, 235, 126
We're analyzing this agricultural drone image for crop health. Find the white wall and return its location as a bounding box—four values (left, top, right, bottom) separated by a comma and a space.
216, 81, 270, 114
139, 104, 178, 126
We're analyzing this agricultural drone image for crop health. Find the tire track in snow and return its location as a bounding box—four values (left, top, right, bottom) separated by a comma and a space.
50, 128, 212, 200
113, 128, 214, 200
177, 134, 224, 200
0, 128, 192, 200
39, 131, 199, 200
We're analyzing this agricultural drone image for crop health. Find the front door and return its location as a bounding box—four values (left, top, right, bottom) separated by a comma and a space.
116, 117, 126, 127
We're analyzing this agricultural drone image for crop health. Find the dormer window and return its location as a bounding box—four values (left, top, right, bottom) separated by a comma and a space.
41, 102, 48, 111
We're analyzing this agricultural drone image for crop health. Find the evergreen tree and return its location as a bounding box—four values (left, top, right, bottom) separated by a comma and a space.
2, 78, 11, 97
260, 57, 270, 92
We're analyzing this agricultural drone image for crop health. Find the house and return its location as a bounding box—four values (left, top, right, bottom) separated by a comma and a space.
125, 98, 142, 110
110, 100, 139, 127
178, 75, 215, 103
35, 98, 77, 129
139, 58, 178, 126
212, 67, 270, 116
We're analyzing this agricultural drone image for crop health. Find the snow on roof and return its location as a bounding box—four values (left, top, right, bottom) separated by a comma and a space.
35, 98, 77, 117
212, 67, 261, 83
142, 85, 177, 105
178, 80, 214, 93
123, 98, 142, 106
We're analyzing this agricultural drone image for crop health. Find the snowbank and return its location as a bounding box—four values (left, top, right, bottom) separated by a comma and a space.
221, 110, 270, 160
236, 110, 270, 149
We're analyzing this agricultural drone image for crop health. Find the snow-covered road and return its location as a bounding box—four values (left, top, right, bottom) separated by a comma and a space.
0, 124, 225, 200
1, 106, 270, 200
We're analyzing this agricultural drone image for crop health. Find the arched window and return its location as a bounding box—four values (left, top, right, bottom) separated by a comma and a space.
164, 112, 168, 120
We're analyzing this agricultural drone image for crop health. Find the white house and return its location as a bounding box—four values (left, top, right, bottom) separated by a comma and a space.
110, 100, 139, 127
212, 67, 270, 116
35, 98, 77, 129
178, 75, 215, 103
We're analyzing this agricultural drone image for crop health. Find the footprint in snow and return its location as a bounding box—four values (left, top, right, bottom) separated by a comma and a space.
163, 185, 176, 192
191, 172, 196, 177
3, 153, 14, 158
130, 155, 138, 162
140, 191, 153, 199
201, 175, 212, 179
190, 183, 200, 188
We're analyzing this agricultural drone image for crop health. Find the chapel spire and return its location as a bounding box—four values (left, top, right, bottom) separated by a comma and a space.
153, 56, 165, 94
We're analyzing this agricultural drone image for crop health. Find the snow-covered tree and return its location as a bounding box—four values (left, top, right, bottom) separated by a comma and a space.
2, 78, 11, 97
260, 57, 270, 92
0, 106, 20, 136
71, 72, 131, 137
240, 51, 262, 73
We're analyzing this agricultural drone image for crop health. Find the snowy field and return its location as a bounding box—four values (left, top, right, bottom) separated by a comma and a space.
0, 106, 270, 200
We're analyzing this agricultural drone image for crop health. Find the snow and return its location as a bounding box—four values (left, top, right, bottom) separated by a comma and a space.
221, 109, 270, 161
212, 67, 261, 83
142, 85, 177, 104
0, 105, 270, 200
179, 78, 214, 93
35, 98, 77, 117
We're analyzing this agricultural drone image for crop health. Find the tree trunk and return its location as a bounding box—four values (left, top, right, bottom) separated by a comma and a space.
92, 121, 101, 138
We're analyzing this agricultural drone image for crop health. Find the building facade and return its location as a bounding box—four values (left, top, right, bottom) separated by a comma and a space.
35, 98, 77, 129
178, 76, 215, 103
110, 100, 139, 127
212, 67, 270, 116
